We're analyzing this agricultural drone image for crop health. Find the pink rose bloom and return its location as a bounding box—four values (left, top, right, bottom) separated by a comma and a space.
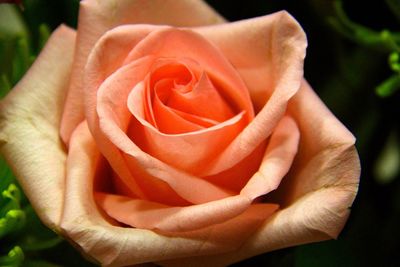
0, 0, 360, 266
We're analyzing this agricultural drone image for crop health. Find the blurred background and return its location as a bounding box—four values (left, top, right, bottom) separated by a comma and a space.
0, 0, 399, 266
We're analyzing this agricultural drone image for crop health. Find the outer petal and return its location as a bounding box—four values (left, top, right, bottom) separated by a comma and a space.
240, 116, 299, 200
0, 26, 76, 228
195, 11, 308, 175
62, 121, 278, 266
158, 81, 360, 266
196, 11, 306, 111
60, 0, 225, 144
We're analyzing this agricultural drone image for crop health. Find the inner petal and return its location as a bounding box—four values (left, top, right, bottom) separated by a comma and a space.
142, 57, 239, 134
167, 72, 235, 122
124, 27, 255, 122
127, 83, 248, 173
153, 80, 205, 134
150, 61, 195, 89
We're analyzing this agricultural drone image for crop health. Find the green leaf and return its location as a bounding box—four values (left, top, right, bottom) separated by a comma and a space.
0, 4, 27, 39
11, 36, 32, 85
389, 51, 400, 72
0, 184, 22, 219
375, 74, 400, 97
38, 24, 50, 50
328, 0, 400, 52
22, 236, 63, 252
0, 4, 28, 78
1, 184, 21, 209
0, 74, 12, 98
0, 246, 24, 267
0, 156, 14, 192
374, 130, 400, 184
15, 206, 61, 252
0, 209, 26, 238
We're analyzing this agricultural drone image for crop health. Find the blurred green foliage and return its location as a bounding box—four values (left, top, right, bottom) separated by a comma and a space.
0, 0, 399, 266
0, 3, 95, 267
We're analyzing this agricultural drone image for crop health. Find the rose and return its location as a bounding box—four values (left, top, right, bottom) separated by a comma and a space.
0, 0, 360, 266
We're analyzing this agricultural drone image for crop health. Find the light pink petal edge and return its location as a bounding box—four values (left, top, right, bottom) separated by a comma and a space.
60, 0, 225, 144
0, 25, 76, 228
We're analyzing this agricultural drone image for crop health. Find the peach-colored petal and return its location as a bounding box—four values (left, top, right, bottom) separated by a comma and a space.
172, 108, 219, 128
149, 60, 235, 130
127, 81, 247, 174
124, 27, 254, 119
241, 116, 299, 199
152, 80, 205, 133
62, 121, 279, 266
158, 81, 360, 267
60, 0, 225, 144
166, 73, 235, 122
196, 11, 306, 111
284, 80, 360, 203
0, 26, 76, 228
202, 116, 299, 197
63, 24, 157, 145
94, 59, 236, 204
83, 26, 255, 189
96, 193, 262, 232
92, 55, 155, 200
193, 11, 307, 176
203, 143, 266, 192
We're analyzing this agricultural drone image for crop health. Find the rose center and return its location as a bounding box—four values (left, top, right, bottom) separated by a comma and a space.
143, 58, 236, 134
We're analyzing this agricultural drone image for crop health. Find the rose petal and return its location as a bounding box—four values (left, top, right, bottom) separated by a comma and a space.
60, 0, 225, 144
124, 27, 254, 119
94, 59, 236, 204
171, 108, 219, 128
157, 71, 236, 123
127, 81, 247, 173
196, 11, 307, 111
63, 24, 158, 147
202, 116, 299, 194
158, 81, 360, 267
62, 121, 279, 266
0, 25, 76, 228
240, 116, 299, 199
83, 25, 257, 187
152, 85, 208, 133
194, 11, 307, 176
94, 56, 155, 200
96, 193, 260, 232
284, 80, 360, 204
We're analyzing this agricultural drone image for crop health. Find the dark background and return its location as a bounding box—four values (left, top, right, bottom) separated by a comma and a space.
1, 0, 399, 266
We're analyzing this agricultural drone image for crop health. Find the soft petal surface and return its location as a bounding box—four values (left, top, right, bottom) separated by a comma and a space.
62, 121, 278, 266
0, 26, 76, 228
93, 59, 239, 204
158, 81, 360, 267
60, 0, 225, 144
123, 27, 254, 119
84, 26, 252, 205
193, 11, 307, 176
196, 11, 306, 111
96, 193, 259, 232
240, 116, 299, 199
